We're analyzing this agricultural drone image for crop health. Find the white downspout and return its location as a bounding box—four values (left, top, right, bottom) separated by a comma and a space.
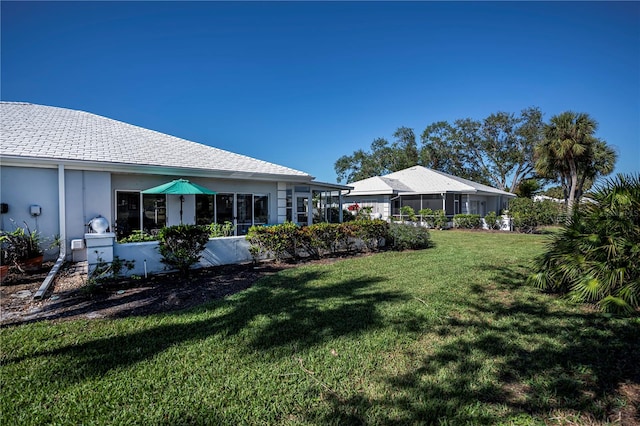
34, 164, 66, 299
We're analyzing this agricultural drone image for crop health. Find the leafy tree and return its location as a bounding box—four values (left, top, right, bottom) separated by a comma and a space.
421, 107, 544, 191
534, 111, 616, 213
514, 178, 542, 199
539, 185, 564, 200
335, 127, 419, 183
528, 174, 640, 314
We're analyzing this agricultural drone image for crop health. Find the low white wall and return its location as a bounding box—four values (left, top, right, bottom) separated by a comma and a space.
113, 236, 254, 277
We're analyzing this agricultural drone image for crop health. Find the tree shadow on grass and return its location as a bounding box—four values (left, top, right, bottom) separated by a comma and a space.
4, 270, 403, 388
311, 263, 640, 425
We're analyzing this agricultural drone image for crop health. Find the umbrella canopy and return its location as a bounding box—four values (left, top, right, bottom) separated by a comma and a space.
141, 179, 216, 195
142, 179, 216, 224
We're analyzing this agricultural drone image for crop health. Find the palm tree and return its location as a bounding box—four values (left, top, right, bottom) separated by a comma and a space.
535, 112, 616, 214
528, 173, 640, 314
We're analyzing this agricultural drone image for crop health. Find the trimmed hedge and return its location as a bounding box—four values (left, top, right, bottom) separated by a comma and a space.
246, 219, 431, 263
157, 225, 210, 275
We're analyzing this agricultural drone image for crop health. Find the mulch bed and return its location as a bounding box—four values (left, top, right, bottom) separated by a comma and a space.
0, 260, 295, 326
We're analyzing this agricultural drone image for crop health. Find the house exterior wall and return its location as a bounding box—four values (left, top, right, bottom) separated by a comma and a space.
65, 170, 111, 244
346, 192, 509, 221
1, 166, 59, 259
1, 165, 113, 260
343, 196, 388, 219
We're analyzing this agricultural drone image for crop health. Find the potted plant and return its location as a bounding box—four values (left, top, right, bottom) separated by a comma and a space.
3, 223, 45, 272
0, 234, 12, 282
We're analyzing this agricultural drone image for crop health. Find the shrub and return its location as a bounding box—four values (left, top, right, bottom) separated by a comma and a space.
118, 230, 157, 243
157, 225, 210, 276
354, 219, 389, 251
453, 214, 482, 229
509, 198, 564, 233
433, 210, 448, 230
246, 222, 299, 263
527, 173, 640, 314
483, 211, 502, 230
246, 220, 390, 262
208, 221, 235, 238
399, 206, 417, 222
419, 208, 434, 227
387, 223, 433, 251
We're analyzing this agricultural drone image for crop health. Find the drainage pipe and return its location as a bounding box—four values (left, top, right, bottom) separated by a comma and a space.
34, 164, 67, 299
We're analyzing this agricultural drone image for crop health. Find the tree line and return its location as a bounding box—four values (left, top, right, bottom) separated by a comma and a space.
334, 107, 617, 212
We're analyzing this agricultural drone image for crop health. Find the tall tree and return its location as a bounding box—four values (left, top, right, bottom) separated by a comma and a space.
535, 112, 617, 213
334, 127, 419, 183
420, 107, 544, 191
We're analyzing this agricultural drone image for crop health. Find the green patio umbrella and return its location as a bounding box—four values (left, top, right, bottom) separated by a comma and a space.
141, 179, 216, 223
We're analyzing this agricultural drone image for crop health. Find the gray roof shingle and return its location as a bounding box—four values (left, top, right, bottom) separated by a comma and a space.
346, 166, 515, 197
0, 102, 311, 179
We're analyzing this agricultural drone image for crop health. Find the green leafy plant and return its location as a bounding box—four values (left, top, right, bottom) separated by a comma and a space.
246, 222, 299, 263
208, 221, 235, 238
433, 209, 448, 230
158, 224, 210, 276
483, 211, 501, 230
118, 230, 158, 243
509, 197, 564, 233
399, 206, 417, 222
1, 221, 44, 264
387, 222, 433, 250
418, 208, 434, 227
453, 214, 482, 229
528, 173, 640, 314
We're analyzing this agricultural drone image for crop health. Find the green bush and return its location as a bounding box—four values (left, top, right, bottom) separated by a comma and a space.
118, 230, 158, 243
453, 214, 482, 229
483, 211, 501, 230
433, 210, 448, 230
509, 198, 564, 233
528, 173, 640, 314
418, 208, 434, 227
246, 220, 391, 263
208, 221, 235, 238
399, 206, 417, 222
246, 222, 299, 262
158, 225, 210, 276
352, 219, 389, 251
387, 223, 433, 251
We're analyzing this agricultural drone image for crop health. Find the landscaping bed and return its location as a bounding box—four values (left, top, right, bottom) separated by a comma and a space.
0, 261, 290, 326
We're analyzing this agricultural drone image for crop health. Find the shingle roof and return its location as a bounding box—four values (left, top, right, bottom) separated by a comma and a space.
346, 166, 515, 197
0, 102, 311, 179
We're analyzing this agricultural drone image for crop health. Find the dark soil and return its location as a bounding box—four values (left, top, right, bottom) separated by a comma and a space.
0, 260, 296, 326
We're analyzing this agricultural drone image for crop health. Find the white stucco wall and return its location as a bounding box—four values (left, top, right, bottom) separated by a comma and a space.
113, 236, 254, 276
1, 166, 59, 259
1, 166, 113, 260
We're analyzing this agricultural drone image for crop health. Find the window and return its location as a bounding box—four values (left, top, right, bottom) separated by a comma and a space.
195, 194, 215, 225
116, 191, 166, 238
254, 194, 269, 225
115, 190, 270, 238
286, 189, 292, 222
116, 191, 140, 238
216, 193, 234, 224
142, 194, 166, 233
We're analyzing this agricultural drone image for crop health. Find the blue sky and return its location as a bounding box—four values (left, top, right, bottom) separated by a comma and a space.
2, 1, 639, 184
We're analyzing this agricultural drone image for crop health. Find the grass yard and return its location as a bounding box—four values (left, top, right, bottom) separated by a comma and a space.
1, 231, 638, 425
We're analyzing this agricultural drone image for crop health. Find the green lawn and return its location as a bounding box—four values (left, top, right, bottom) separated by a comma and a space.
1, 231, 638, 425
